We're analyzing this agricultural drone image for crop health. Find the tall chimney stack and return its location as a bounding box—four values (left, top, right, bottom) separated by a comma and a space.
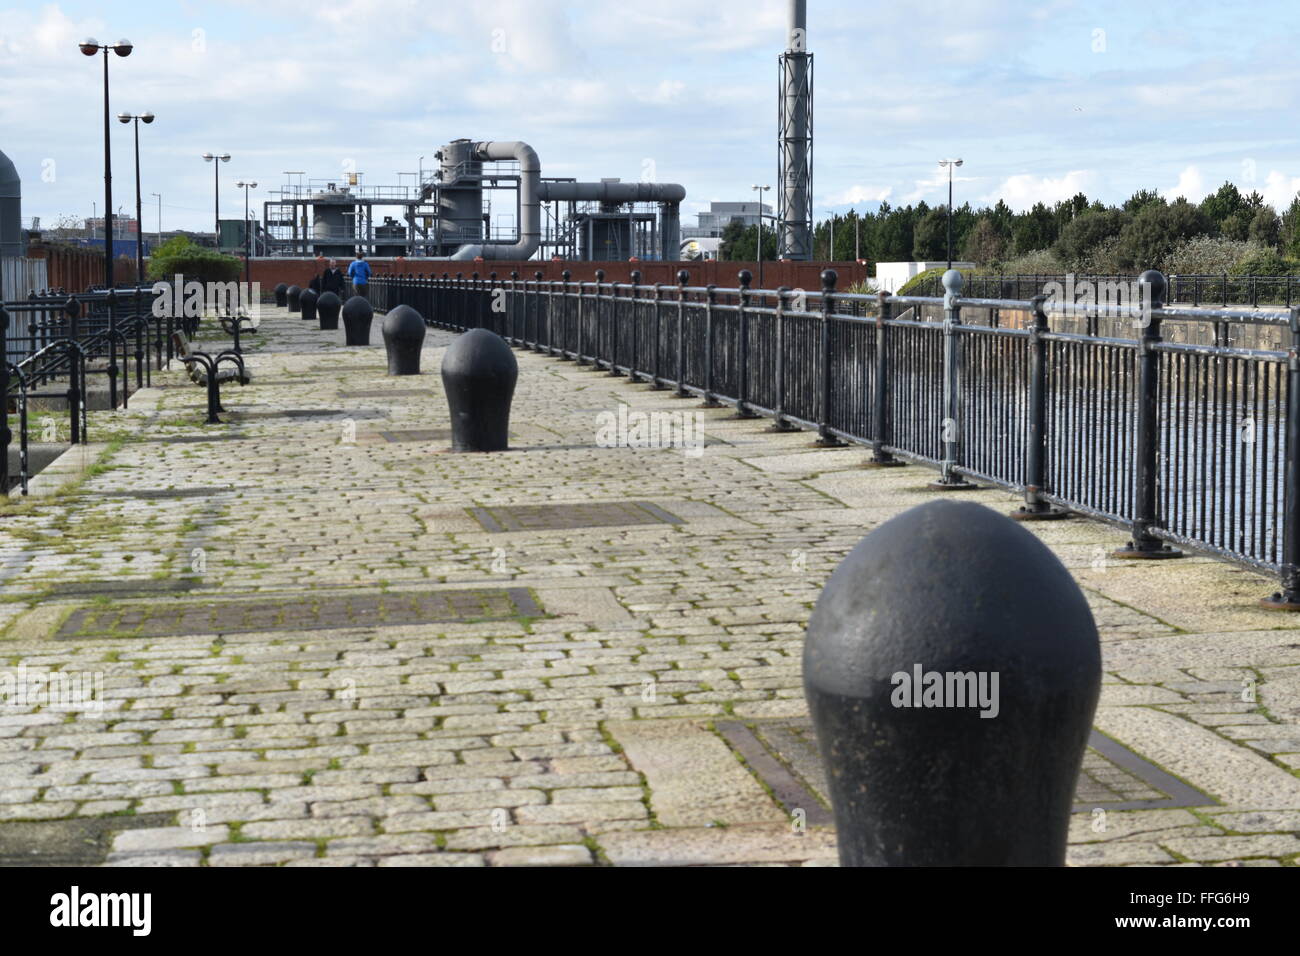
778, 0, 812, 260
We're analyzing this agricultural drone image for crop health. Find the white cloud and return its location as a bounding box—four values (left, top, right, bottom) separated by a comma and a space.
827, 184, 892, 206
981, 171, 1094, 211
1161, 165, 1207, 202
1260, 170, 1300, 210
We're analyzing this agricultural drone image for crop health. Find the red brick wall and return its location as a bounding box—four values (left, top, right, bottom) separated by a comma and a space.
241, 257, 870, 293
25, 242, 138, 292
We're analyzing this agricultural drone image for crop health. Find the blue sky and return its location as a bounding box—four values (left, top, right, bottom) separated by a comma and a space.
2, 0, 1299, 234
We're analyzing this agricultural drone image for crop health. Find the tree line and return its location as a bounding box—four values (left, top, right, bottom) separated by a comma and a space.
718, 183, 1300, 277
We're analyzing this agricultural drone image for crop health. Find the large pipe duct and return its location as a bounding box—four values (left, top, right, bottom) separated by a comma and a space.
444, 141, 540, 261
0, 148, 21, 259
428, 140, 684, 261
778, 0, 812, 260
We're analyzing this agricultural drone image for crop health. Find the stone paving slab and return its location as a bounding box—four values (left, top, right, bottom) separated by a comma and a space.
0, 306, 1297, 866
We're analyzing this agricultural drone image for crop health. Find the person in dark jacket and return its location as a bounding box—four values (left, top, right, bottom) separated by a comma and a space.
308, 274, 321, 294
320, 259, 345, 295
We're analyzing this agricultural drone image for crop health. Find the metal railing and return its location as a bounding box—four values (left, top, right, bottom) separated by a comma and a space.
371, 267, 1300, 607
2, 285, 174, 495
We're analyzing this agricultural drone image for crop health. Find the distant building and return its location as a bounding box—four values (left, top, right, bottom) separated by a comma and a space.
682, 201, 773, 240
874, 261, 976, 293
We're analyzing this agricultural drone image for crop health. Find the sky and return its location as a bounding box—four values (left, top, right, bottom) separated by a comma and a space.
2, 0, 1300, 235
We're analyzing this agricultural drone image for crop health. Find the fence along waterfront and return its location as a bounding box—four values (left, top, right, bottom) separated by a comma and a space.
370, 267, 1300, 609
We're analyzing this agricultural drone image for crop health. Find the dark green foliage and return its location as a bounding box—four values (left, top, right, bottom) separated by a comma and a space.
147, 236, 242, 283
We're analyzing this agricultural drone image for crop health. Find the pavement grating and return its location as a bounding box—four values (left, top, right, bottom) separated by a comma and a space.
716, 719, 1217, 820
0, 814, 174, 867
54, 586, 543, 639
469, 500, 684, 532
377, 428, 451, 442
338, 389, 438, 399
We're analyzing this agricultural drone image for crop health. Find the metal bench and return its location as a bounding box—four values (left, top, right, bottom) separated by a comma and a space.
170, 330, 251, 424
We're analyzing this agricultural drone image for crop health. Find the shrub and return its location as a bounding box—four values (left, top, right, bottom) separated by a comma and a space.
896, 266, 975, 296
147, 236, 242, 284
1115, 199, 1212, 271
1229, 246, 1297, 277
1164, 236, 1252, 276
1053, 209, 1129, 269
997, 249, 1065, 275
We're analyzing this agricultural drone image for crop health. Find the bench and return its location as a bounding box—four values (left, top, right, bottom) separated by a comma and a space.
171, 330, 251, 424
218, 306, 258, 338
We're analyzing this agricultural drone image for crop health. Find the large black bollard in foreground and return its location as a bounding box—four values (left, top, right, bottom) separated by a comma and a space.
803, 499, 1100, 867
341, 295, 373, 345
299, 287, 318, 323
286, 285, 302, 313
382, 304, 426, 375
316, 292, 341, 330
441, 328, 517, 452
274, 283, 288, 308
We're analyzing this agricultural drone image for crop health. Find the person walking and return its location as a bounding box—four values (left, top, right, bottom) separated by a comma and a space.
347, 252, 371, 300
321, 258, 345, 296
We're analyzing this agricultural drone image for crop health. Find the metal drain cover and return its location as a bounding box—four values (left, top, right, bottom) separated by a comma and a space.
56, 587, 543, 639
469, 500, 684, 533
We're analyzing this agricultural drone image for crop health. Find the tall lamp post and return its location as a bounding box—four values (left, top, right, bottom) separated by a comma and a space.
235, 180, 258, 289
938, 158, 963, 270
117, 111, 154, 284
202, 152, 231, 249
752, 184, 771, 288
79, 37, 133, 288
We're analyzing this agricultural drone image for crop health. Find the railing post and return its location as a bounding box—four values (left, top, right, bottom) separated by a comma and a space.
771, 286, 795, 431
106, 288, 119, 409
557, 271, 571, 359
675, 270, 688, 397
1263, 305, 1300, 607
928, 269, 977, 489
650, 282, 665, 389
816, 269, 845, 444
1012, 294, 1069, 519
608, 273, 622, 376
701, 284, 721, 406
0, 306, 9, 495
1113, 270, 1181, 558
532, 271, 545, 351
626, 270, 641, 381
863, 291, 904, 467
735, 270, 758, 418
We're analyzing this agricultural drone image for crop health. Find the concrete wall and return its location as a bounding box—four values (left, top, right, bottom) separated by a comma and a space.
874, 261, 975, 294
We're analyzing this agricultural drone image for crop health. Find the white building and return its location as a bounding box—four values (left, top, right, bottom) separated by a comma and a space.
682, 201, 774, 239
874, 261, 976, 293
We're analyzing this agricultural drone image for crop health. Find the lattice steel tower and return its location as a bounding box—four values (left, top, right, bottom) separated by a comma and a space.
778, 0, 813, 261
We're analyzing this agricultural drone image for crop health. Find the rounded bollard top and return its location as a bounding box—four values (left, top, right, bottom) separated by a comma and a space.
341, 294, 373, 319
941, 268, 964, 296
630, 270, 642, 285
820, 269, 837, 291
677, 269, 690, 285
383, 303, 425, 337
299, 286, 317, 299
594, 269, 605, 282
738, 269, 752, 288
286, 285, 301, 293
274, 282, 288, 292
1138, 269, 1166, 307
316, 291, 340, 307
441, 326, 518, 378
804, 499, 1099, 700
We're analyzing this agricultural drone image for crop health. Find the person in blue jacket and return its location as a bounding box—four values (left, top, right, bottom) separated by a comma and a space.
347, 252, 372, 300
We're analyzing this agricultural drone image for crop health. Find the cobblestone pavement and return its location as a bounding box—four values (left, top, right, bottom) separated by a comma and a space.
1, 306, 1297, 867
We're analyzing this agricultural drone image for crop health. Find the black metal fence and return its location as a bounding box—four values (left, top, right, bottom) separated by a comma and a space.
2, 285, 174, 494
371, 268, 1300, 606
913, 272, 1300, 308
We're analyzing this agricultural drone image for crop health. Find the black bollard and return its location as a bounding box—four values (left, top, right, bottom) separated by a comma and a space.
803, 499, 1101, 867
286, 285, 302, 313
382, 304, 426, 375
440, 327, 517, 452
299, 287, 318, 323
341, 295, 374, 345
274, 283, 288, 308
316, 292, 341, 330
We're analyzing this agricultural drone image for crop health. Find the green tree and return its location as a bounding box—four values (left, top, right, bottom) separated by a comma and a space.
1199, 181, 1247, 230
1115, 198, 1212, 270
912, 208, 949, 261
1011, 202, 1057, 256
1053, 208, 1129, 269
1122, 189, 1164, 214
960, 217, 1006, 266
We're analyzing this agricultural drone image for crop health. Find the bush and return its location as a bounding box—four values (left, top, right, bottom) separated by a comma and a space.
1053, 209, 1129, 269
147, 236, 242, 284
1230, 246, 1297, 277
998, 249, 1065, 275
1164, 236, 1252, 276
896, 266, 975, 296
1115, 198, 1212, 271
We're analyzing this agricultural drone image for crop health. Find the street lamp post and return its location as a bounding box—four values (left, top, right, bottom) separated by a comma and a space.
79, 37, 133, 288
235, 180, 258, 290
117, 111, 154, 284
939, 158, 964, 270
752, 184, 771, 288
202, 152, 231, 249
